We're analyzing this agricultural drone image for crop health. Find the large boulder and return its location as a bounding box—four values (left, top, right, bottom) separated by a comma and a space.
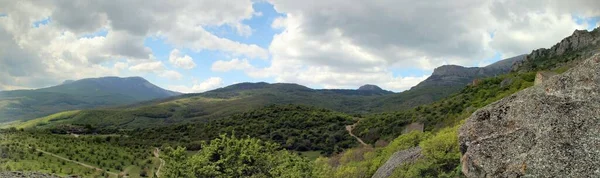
459, 54, 600, 177
372, 147, 422, 178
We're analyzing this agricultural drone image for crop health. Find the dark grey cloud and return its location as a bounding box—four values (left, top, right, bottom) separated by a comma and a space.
0, 28, 56, 89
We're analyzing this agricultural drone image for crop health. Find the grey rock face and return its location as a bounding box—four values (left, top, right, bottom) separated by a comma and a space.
372, 147, 422, 178
459, 54, 600, 178
413, 55, 525, 90
513, 27, 600, 72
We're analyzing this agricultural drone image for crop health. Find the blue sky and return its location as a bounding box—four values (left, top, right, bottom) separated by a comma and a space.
139, 2, 285, 89
2, 0, 600, 92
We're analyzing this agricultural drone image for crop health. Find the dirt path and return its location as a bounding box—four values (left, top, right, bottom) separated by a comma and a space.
346, 120, 368, 146
34, 148, 120, 176
154, 148, 165, 178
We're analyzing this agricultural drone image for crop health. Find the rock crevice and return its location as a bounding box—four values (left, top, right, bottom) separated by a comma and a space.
459, 54, 600, 178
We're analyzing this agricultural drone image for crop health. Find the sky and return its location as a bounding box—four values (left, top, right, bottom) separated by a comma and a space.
0, 0, 599, 93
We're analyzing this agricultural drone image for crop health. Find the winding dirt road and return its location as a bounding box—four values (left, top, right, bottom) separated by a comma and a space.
33, 147, 120, 176
154, 148, 165, 178
346, 120, 368, 146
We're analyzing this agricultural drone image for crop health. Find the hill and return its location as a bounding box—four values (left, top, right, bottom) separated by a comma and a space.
16, 83, 392, 129
0, 76, 180, 122
17, 55, 523, 130
373, 54, 526, 111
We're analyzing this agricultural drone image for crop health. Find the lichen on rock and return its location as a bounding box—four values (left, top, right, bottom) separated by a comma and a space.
459, 54, 600, 177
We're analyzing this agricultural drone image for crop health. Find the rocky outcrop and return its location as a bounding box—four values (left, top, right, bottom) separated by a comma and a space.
459, 54, 600, 177
402, 122, 424, 134
372, 147, 422, 178
513, 27, 600, 72
413, 55, 525, 90
358, 84, 384, 91
534, 71, 557, 86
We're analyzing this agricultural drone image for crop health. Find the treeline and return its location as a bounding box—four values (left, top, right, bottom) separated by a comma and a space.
124, 105, 357, 155
163, 135, 314, 177
163, 127, 461, 178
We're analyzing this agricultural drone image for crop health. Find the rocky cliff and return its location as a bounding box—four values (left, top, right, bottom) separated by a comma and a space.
412, 54, 525, 90
459, 54, 600, 177
513, 27, 600, 72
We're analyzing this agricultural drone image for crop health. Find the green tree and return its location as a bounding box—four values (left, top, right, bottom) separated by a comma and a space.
163, 135, 312, 178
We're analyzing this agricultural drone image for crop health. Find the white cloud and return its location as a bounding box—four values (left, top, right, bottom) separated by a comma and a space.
169, 49, 196, 69
258, 0, 600, 91
2, 0, 600, 91
0, 0, 262, 89
129, 61, 165, 73
168, 77, 223, 93
114, 62, 128, 70
211, 58, 253, 72
160, 23, 268, 59
159, 70, 183, 80
211, 58, 271, 78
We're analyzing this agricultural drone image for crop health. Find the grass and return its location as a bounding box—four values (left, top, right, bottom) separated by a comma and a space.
0, 130, 159, 177
298, 151, 323, 161
16, 110, 80, 129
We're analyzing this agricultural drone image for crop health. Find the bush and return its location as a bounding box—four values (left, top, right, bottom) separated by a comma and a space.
163, 135, 313, 178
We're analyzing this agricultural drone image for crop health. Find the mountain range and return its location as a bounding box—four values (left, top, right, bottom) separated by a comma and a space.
8, 54, 525, 129
0, 76, 180, 122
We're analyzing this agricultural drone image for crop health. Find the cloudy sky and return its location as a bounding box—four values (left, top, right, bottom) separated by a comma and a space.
0, 0, 599, 93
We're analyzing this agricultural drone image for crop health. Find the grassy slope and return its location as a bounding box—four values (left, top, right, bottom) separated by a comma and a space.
0, 129, 161, 177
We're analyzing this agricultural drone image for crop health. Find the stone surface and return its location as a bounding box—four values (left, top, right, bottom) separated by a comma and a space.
459, 54, 600, 178
402, 122, 424, 134
372, 147, 422, 178
534, 71, 557, 86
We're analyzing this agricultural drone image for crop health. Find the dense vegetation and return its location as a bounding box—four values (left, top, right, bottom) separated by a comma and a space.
125, 105, 357, 155
312, 127, 461, 178
163, 135, 313, 177
28, 105, 356, 156
0, 129, 161, 177
16, 81, 479, 129
354, 72, 537, 143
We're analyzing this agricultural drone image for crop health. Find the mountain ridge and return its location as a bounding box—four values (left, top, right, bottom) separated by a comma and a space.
0, 76, 180, 122
513, 27, 600, 72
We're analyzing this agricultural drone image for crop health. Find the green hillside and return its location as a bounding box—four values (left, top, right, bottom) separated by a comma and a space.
0, 77, 180, 122
23, 105, 357, 155
0, 129, 161, 177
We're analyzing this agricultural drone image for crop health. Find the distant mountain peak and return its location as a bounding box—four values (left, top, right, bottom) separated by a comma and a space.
357, 84, 384, 91
62, 80, 74, 84
430, 65, 474, 77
